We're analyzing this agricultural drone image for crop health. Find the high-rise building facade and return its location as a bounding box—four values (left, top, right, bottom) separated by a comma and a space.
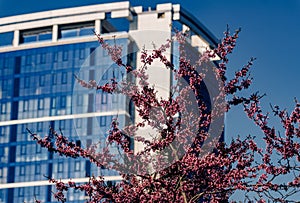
0, 2, 219, 202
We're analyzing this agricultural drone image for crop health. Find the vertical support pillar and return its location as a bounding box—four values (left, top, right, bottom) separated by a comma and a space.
95, 19, 101, 34
52, 24, 58, 42
13, 30, 19, 47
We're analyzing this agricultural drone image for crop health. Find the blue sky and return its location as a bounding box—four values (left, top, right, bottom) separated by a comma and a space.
1, 0, 299, 141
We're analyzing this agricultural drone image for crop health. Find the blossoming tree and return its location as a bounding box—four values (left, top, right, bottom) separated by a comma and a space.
28, 27, 300, 203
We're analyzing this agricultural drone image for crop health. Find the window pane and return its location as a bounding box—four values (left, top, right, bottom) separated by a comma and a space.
79, 48, 85, 59
62, 72, 67, 84
63, 50, 68, 61
79, 27, 93, 36
52, 74, 57, 85
0, 32, 13, 46
102, 92, 107, 104
40, 53, 46, 64
39, 75, 45, 86
24, 77, 30, 88
61, 29, 78, 38
39, 32, 52, 41
23, 35, 37, 43
35, 164, 41, 174
20, 166, 25, 175
60, 96, 66, 108
58, 162, 63, 172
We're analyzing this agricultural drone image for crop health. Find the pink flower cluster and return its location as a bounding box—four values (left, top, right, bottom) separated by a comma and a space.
29, 29, 300, 203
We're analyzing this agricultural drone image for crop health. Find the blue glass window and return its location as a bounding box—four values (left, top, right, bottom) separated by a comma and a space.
79, 27, 94, 36
19, 166, 25, 176
23, 100, 29, 112
23, 35, 37, 43
3, 57, 9, 68
60, 96, 66, 108
21, 27, 52, 44
18, 187, 24, 197
0, 148, 4, 157
59, 120, 65, 130
102, 92, 107, 104
100, 116, 106, 126
61, 29, 77, 38
35, 164, 41, 175
62, 72, 67, 84
20, 145, 26, 155
51, 97, 56, 109
34, 186, 40, 195
36, 144, 41, 154
0, 32, 13, 47
58, 162, 63, 173
112, 94, 118, 103
102, 71, 108, 80
37, 122, 43, 132
53, 52, 58, 62
21, 124, 27, 133
75, 161, 81, 171
89, 47, 96, 66
40, 53, 46, 64
52, 74, 57, 85
59, 22, 94, 39
2, 80, 8, 91
113, 68, 119, 79
39, 32, 52, 41
76, 118, 82, 128
24, 76, 30, 88
0, 127, 5, 137
14, 56, 21, 74
0, 39, 131, 202
39, 75, 45, 86
77, 95, 83, 106
25, 55, 31, 65
0, 103, 6, 114
79, 48, 85, 59
63, 50, 68, 61
38, 99, 44, 110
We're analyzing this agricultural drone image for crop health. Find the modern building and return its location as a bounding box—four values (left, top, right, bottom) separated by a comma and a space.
0, 2, 219, 202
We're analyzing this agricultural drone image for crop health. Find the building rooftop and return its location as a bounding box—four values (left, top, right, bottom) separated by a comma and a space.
0, 1, 219, 52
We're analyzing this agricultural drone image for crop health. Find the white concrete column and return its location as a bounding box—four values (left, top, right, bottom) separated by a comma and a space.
52, 24, 58, 42
13, 30, 19, 47
95, 19, 101, 34
129, 9, 173, 155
